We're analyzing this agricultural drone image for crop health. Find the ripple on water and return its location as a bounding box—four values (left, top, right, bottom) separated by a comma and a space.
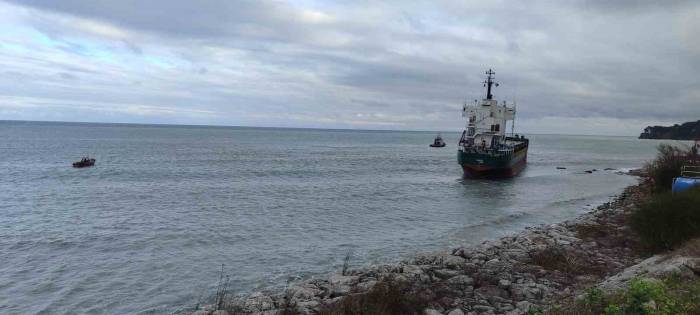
0, 124, 669, 314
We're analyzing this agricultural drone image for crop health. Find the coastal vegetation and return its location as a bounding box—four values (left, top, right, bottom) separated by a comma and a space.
549, 144, 700, 314
643, 144, 698, 192
550, 238, 700, 315
632, 143, 700, 251
552, 276, 700, 315
639, 120, 700, 140
630, 189, 700, 252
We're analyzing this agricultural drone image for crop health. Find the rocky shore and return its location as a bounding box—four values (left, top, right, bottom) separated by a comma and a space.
192, 181, 653, 315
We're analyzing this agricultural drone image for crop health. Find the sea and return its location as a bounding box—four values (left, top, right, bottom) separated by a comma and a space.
0, 120, 688, 314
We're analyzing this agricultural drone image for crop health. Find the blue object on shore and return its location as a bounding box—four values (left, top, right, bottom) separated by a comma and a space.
673, 166, 700, 193
673, 177, 700, 193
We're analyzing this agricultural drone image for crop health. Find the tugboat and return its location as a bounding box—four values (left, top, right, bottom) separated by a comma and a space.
430, 134, 446, 147
73, 156, 96, 168
457, 69, 528, 178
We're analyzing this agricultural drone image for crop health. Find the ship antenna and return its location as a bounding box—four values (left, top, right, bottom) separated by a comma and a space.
483, 68, 499, 100
511, 102, 516, 137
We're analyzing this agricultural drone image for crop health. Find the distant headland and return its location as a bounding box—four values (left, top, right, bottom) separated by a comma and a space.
639, 120, 700, 140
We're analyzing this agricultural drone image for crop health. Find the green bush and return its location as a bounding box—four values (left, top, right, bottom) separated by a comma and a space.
630, 189, 700, 252
644, 144, 696, 192
555, 277, 700, 315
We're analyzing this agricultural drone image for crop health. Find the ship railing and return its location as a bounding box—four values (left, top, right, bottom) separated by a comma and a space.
681, 166, 700, 178
462, 146, 508, 156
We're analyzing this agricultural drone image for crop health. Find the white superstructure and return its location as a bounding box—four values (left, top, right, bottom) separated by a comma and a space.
459, 69, 518, 151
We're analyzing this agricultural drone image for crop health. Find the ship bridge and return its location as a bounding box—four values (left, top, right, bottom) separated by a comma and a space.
459, 69, 518, 150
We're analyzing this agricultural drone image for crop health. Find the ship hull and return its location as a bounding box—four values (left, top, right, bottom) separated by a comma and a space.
458, 145, 528, 178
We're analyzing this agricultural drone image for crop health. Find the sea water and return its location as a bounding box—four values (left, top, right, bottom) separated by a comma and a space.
0, 121, 686, 314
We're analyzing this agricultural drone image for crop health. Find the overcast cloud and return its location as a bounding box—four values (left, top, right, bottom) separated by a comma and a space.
0, 0, 698, 135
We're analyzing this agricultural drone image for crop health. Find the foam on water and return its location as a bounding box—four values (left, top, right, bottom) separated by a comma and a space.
0, 121, 689, 314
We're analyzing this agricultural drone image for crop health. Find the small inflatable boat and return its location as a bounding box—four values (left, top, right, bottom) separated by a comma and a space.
672, 166, 700, 193
73, 157, 96, 168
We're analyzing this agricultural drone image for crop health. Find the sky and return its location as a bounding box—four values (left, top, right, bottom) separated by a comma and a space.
0, 0, 698, 135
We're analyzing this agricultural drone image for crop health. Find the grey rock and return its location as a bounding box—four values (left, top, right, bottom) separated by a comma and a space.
356, 280, 377, 292
523, 287, 542, 300
516, 301, 532, 311
402, 264, 424, 275
463, 263, 479, 274
474, 285, 508, 299
328, 274, 358, 286
211, 311, 229, 315
472, 305, 495, 312
443, 255, 467, 269
598, 255, 700, 291
331, 284, 351, 297
296, 300, 320, 313
447, 275, 475, 287
434, 268, 461, 279
289, 286, 320, 301
243, 292, 275, 311
447, 308, 465, 315
424, 308, 444, 315
498, 279, 511, 289
496, 302, 515, 312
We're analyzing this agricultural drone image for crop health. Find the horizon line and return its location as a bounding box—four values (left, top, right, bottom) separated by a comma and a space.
0, 118, 641, 138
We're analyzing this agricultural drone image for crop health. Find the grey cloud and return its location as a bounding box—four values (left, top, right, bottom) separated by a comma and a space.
9, 0, 314, 39
1, 0, 698, 134
578, 0, 697, 12
58, 72, 76, 80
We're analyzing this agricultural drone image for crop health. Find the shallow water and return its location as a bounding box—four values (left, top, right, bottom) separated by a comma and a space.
0, 121, 687, 314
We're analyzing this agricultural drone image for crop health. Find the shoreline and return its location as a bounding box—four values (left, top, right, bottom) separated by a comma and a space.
191, 174, 652, 315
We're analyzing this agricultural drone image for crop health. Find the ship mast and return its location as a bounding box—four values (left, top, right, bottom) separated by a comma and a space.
483, 69, 499, 100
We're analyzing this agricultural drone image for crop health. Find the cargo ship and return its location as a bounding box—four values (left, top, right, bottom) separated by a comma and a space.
457, 69, 528, 178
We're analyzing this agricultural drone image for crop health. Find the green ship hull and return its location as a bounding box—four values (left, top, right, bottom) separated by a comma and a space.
458, 141, 528, 178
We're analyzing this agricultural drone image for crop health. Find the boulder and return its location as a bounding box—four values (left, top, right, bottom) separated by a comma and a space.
472, 304, 495, 313
447, 308, 465, 315
328, 274, 358, 286
447, 275, 475, 288
356, 280, 377, 292
516, 300, 532, 311
498, 279, 511, 289
402, 264, 424, 276
434, 268, 461, 279
598, 255, 700, 291
243, 292, 275, 312
442, 255, 467, 269
474, 285, 508, 300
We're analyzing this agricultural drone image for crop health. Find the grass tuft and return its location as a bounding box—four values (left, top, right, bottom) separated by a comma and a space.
319, 277, 430, 315
530, 246, 604, 275
630, 189, 700, 252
